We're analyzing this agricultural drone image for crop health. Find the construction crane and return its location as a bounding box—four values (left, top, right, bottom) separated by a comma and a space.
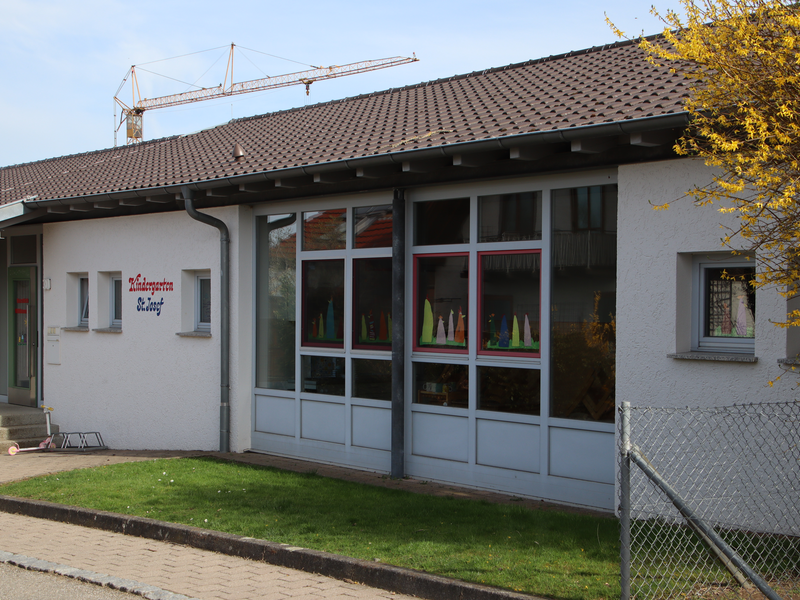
114, 44, 418, 145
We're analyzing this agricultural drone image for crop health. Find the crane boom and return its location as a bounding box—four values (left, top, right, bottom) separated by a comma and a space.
114, 46, 418, 144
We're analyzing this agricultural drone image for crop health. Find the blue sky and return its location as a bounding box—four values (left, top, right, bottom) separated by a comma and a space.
0, 0, 685, 167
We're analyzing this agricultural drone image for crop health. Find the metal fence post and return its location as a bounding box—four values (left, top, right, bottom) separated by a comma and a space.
620, 401, 631, 600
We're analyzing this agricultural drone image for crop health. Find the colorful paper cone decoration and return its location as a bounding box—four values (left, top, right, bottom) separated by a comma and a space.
455, 307, 465, 344
421, 297, 434, 344
499, 315, 509, 348
436, 315, 446, 344
524, 314, 532, 347
326, 299, 335, 339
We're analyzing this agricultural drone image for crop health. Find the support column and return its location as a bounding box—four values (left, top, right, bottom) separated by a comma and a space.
391, 188, 406, 479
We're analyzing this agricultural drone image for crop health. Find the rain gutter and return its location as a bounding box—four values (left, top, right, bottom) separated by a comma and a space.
181, 186, 230, 453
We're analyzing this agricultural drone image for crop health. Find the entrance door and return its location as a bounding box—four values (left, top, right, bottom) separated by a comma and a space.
8, 266, 37, 406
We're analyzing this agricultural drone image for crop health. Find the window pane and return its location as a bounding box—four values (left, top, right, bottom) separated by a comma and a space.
353, 359, 392, 401
303, 209, 346, 251
199, 278, 211, 325
302, 355, 345, 396
413, 362, 468, 408
478, 366, 540, 415
10, 235, 36, 265
479, 191, 542, 242
414, 199, 470, 246
705, 267, 755, 339
256, 214, 297, 391
303, 259, 344, 347
550, 185, 617, 423
113, 279, 122, 322
480, 252, 540, 355
416, 255, 468, 351
354, 205, 392, 249
80, 278, 89, 322
353, 258, 392, 349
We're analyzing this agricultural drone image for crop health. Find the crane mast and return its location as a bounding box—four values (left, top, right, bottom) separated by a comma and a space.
114, 44, 417, 145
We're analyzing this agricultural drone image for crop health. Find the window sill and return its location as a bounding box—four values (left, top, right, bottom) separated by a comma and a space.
668, 352, 757, 363
778, 357, 800, 366
93, 327, 123, 334
62, 326, 89, 332
176, 331, 212, 338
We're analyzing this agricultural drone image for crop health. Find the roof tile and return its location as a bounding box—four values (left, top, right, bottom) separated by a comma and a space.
0, 37, 688, 204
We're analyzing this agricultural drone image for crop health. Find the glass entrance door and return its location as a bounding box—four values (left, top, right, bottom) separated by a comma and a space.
8, 266, 37, 406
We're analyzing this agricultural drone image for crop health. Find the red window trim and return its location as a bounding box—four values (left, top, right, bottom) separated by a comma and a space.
413, 252, 469, 355
301, 258, 345, 349
477, 249, 541, 358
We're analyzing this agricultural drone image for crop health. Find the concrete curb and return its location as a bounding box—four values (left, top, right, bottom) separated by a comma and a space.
0, 549, 201, 600
0, 495, 538, 600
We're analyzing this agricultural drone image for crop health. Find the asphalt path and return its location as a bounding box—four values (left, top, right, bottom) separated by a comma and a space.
0, 562, 141, 600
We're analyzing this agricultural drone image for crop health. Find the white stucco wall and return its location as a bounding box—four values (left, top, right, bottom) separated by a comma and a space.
617, 158, 790, 409
42, 205, 252, 451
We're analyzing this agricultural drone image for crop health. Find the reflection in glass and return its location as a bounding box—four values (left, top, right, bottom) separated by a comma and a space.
478, 366, 540, 415
354, 205, 392, 248
704, 267, 755, 339
303, 209, 346, 251
550, 185, 617, 423
353, 359, 392, 401
353, 258, 392, 349
303, 260, 344, 347
256, 214, 297, 390
479, 191, 542, 242
480, 252, 540, 355
302, 355, 345, 396
415, 255, 468, 351
414, 199, 470, 246
413, 362, 468, 408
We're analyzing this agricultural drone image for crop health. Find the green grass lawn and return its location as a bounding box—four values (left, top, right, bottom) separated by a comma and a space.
0, 457, 620, 599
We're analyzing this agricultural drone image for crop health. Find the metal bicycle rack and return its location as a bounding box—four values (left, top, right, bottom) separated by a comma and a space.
50, 431, 107, 452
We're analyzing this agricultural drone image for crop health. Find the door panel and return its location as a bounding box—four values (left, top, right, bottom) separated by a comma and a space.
8, 266, 36, 407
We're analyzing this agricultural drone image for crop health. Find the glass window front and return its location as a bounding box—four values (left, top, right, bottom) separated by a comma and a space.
354, 205, 392, 248
413, 362, 468, 408
353, 258, 392, 349
479, 251, 540, 356
112, 277, 122, 326
352, 358, 392, 401
478, 366, 540, 415
303, 209, 346, 251
303, 260, 345, 347
256, 214, 297, 391
550, 185, 617, 423
198, 277, 211, 330
704, 266, 755, 339
79, 277, 89, 325
414, 198, 470, 246
415, 254, 468, 352
302, 355, 345, 396
479, 191, 542, 242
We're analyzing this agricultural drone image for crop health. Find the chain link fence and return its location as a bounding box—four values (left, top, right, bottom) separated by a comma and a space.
619, 401, 800, 600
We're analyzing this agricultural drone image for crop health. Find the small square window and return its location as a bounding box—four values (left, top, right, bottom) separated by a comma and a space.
354, 205, 392, 248
111, 277, 122, 328
79, 277, 89, 326
693, 256, 755, 354
197, 276, 211, 331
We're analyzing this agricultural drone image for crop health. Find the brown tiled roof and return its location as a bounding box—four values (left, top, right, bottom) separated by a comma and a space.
0, 37, 689, 206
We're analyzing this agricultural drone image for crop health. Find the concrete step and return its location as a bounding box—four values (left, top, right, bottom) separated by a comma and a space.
0, 423, 48, 440
0, 411, 47, 427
